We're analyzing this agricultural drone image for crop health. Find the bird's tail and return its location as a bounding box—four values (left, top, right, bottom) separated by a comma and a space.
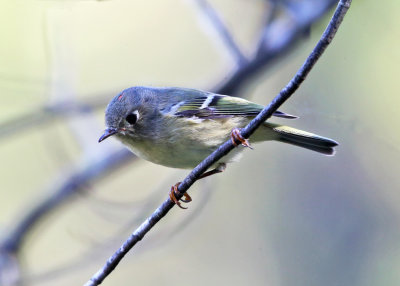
265, 123, 338, 155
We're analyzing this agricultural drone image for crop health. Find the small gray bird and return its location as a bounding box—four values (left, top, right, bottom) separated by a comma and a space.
99, 86, 338, 208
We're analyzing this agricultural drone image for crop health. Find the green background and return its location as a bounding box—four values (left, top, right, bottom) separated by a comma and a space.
1, 1, 399, 285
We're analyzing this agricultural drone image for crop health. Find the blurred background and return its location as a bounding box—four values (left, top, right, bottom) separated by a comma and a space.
1, 0, 400, 285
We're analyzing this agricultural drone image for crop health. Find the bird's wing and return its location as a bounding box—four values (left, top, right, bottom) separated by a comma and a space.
173, 94, 297, 119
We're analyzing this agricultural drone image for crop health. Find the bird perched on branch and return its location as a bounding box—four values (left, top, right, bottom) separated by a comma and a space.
99, 86, 338, 208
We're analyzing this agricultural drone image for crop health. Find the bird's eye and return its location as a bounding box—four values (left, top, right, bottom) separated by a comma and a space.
125, 113, 138, 125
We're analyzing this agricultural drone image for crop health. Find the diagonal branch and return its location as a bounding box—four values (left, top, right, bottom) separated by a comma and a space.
85, 1, 352, 285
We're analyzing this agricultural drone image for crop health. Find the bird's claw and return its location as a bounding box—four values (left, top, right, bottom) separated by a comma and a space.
169, 182, 192, 209
231, 128, 253, 149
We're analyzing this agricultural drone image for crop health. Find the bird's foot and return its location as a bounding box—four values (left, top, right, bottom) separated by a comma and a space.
231, 128, 252, 149
169, 182, 192, 209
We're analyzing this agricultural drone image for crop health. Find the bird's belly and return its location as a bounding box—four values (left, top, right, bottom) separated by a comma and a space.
117, 117, 248, 169
125, 140, 220, 169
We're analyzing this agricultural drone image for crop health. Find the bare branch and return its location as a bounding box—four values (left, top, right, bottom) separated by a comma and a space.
85, 1, 352, 284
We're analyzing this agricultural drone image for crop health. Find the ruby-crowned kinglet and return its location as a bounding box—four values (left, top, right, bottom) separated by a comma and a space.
99, 86, 338, 207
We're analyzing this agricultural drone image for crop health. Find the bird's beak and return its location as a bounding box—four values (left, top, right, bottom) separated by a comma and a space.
98, 128, 118, 143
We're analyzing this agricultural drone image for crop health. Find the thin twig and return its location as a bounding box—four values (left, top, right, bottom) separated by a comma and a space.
85, 1, 351, 284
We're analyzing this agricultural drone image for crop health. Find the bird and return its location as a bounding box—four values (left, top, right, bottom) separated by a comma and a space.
99, 86, 338, 208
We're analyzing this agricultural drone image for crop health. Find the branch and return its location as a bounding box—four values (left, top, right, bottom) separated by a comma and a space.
85, 0, 352, 284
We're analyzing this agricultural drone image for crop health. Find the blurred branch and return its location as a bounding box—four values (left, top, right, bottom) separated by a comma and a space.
0, 149, 134, 254
85, 1, 352, 284
194, 0, 248, 66
0, 145, 135, 286
0, 96, 112, 141
216, 0, 337, 95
